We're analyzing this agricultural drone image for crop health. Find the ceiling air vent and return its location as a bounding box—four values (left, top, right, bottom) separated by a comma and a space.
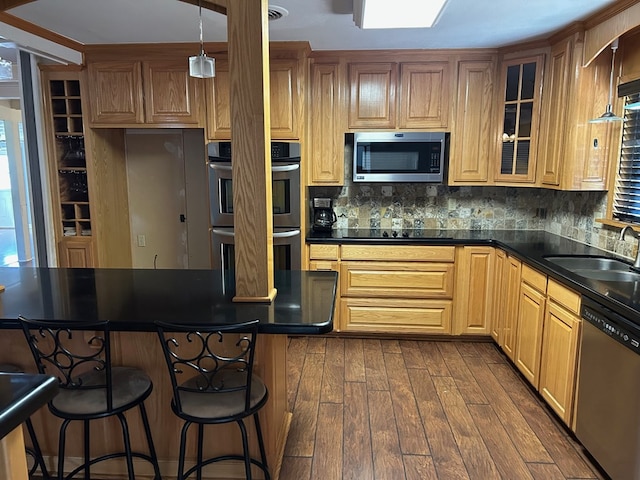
268, 5, 289, 21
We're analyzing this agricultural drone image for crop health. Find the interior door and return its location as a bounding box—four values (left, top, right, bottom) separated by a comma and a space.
125, 130, 187, 268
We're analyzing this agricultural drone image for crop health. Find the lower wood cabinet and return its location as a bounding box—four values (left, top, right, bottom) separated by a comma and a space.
514, 264, 547, 387
501, 255, 522, 360
538, 279, 581, 425
308, 244, 341, 329
58, 238, 95, 268
454, 246, 494, 335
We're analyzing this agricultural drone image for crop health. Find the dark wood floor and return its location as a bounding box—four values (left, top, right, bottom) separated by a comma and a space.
281, 337, 606, 480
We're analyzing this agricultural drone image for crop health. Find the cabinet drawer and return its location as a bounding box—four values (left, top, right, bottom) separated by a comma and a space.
340, 245, 455, 262
521, 263, 547, 292
341, 298, 452, 334
309, 260, 339, 271
309, 244, 340, 260
547, 279, 581, 315
341, 262, 454, 298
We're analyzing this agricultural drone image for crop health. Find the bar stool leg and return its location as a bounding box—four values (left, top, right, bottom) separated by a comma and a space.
57, 419, 70, 480
254, 413, 270, 479
24, 418, 50, 479
237, 419, 252, 480
196, 423, 204, 480
116, 413, 135, 480
83, 419, 90, 480
177, 421, 191, 480
138, 402, 161, 479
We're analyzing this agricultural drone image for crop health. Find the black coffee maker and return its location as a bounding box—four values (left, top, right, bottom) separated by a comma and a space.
312, 197, 337, 232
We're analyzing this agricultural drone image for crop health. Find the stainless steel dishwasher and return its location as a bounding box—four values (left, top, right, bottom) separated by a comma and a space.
575, 296, 640, 480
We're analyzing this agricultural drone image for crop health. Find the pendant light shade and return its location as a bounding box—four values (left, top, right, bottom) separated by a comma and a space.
589, 38, 621, 123
189, 0, 215, 79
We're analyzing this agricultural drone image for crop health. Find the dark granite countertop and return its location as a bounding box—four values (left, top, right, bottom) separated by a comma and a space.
307, 229, 640, 328
0, 373, 57, 439
0, 268, 337, 335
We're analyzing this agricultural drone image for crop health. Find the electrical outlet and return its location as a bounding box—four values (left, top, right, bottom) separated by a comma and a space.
137, 234, 146, 247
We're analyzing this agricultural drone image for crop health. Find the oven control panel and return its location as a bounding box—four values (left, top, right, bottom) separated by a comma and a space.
582, 300, 640, 353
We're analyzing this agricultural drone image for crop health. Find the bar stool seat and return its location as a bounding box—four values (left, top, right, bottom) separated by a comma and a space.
50, 367, 151, 417
0, 363, 50, 480
19, 317, 162, 480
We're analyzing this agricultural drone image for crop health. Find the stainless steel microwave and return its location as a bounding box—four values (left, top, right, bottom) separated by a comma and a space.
353, 131, 448, 183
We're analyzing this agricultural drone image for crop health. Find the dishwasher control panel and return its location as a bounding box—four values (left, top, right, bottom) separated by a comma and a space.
582, 298, 640, 353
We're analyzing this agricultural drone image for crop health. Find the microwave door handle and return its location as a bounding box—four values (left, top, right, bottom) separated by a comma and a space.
272, 164, 300, 173
273, 229, 301, 238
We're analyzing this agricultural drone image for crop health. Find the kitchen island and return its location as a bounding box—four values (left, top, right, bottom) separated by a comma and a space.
0, 267, 337, 480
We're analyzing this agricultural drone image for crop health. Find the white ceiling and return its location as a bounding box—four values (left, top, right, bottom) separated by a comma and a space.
6, 0, 618, 51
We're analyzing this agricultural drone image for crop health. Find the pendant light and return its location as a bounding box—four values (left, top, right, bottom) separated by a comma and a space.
589, 38, 622, 123
189, 0, 215, 79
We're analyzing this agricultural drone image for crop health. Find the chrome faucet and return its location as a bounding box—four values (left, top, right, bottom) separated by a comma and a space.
619, 226, 640, 269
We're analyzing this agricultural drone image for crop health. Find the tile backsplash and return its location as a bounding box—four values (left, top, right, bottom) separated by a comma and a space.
308, 184, 637, 261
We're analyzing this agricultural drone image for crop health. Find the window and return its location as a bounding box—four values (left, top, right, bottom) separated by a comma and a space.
613, 92, 640, 223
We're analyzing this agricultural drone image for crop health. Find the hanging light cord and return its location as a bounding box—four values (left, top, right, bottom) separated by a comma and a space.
198, 0, 205, 55
607, 39, 619, 108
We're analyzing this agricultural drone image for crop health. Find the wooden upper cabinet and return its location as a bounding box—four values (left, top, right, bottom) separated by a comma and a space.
398, 62, 450, 129
206, 58, 301, 140
539, 31, 619, 191
87, 61, 144, 125
348, 62, 397, 129
142, 60, 201, 125
308, 62, 345, 185
540, 40, 572, 186
495, 54, 544, 184
87, 59, 202, 126
449, 59, 495, 184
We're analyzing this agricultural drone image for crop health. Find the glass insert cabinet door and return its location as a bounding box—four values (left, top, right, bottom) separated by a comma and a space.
497, 55, 544, 183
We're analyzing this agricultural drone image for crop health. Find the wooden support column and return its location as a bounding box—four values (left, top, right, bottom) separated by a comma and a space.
227, 0, 276, 302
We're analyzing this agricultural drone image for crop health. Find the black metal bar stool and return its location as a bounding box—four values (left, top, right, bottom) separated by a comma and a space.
19, 317, 162, 480
0, 363, 50, 479
156, 319, 270, 480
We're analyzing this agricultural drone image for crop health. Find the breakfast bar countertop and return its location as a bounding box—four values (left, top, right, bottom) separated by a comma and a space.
0, 268, 337, 334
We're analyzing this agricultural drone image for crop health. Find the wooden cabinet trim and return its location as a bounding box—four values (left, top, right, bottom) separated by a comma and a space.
309, 244, 340, 260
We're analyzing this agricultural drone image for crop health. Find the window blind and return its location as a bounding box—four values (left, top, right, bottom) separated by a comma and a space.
613, 92, 640, 223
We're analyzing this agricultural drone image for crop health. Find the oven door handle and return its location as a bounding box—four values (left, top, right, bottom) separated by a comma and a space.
211, 228, 235, 237
273, 229, 301, 238
272, 164, 300, 173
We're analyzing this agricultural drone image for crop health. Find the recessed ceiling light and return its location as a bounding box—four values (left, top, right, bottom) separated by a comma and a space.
354, 0, 448, 29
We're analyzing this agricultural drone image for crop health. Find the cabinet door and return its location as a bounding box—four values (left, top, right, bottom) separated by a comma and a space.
495, 55, 544, 183
87, 61, 144, 125
515, 282, 546, 386
539, 300, 580, 425
449, 60, 495, 183
142, 60, 202, 125
308, 63, 345, 185
348, 62, 397, 128
454, 246, 494, 335
502, 256, 521, 360
269, 59, 300, 139
59, 238, 94, 268
491, 249, 507, 342
398, 62, 450, 129
540, 40, 572, 186
206, 59, 300, 139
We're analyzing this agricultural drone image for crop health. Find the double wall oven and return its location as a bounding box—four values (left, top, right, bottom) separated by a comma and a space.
208, 141, 301, 272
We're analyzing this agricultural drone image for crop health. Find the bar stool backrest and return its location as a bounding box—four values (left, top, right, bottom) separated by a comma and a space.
18, 316, 114, 412
156, 319, 259, 416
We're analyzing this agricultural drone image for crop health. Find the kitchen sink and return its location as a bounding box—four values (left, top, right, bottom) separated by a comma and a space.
544, 255, 640, 282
